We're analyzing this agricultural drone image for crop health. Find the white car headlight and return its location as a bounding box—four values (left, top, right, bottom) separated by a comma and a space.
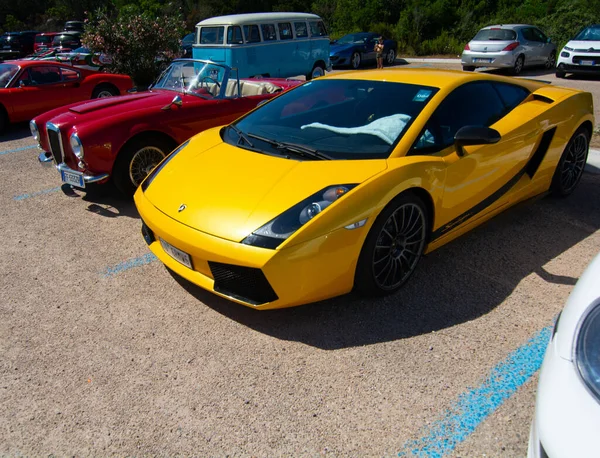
29, 120, 39, 142
575, 302, 600, 401
70, 133, 84, 159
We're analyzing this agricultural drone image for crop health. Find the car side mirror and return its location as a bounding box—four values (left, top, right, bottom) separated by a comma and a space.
454, 125, 501, 157
161, 94, 183, 111
547, 37, 552, 43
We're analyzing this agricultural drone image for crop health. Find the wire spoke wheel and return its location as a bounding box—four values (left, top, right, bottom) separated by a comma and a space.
129, 146, 165, 187
371, 202, 426, 291
560, 131, 588, 193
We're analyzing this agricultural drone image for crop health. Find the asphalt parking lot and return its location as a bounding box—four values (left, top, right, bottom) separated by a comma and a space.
1, 61, 599, 457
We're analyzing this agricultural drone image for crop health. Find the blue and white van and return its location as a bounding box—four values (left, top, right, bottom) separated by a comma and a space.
193, 12, 331, 80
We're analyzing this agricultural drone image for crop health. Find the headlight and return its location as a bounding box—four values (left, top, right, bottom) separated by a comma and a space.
141, 140, 190, 192
575, 303, 600, 401
70, 133, 84, 159
242, 184, 357, 249
29, 120, 39, 142
561, 51, 570, 58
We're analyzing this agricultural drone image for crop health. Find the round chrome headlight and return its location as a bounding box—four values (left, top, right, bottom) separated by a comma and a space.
70, 133, 84, 159
29, 120, 39, 142
575, 303, 600, 401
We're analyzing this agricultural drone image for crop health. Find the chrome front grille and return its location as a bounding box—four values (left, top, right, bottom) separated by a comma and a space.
46, 123, 64, 164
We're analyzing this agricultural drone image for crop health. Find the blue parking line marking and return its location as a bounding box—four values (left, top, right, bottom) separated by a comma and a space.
0, 145, 37, 156
102, 253, 158, 277
397, 325, 552, 458
13, 186, 62, 201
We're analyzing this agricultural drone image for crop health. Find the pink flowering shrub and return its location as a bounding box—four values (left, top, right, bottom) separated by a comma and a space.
82, 9, 185, 87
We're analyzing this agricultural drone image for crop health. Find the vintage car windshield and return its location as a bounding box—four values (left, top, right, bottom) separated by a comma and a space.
574, 25, 600, 41
227, 79, 439, 160
153, 60, 227, 98
0, 64, 19, 88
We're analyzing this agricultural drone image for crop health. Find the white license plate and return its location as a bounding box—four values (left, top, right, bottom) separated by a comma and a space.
581, 60, 595, 66
474, 58, 492, 63
61, 169, 85, 188
160, 239, 193, 269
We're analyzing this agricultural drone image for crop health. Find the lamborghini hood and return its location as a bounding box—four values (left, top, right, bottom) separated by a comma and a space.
144, 130, 386, 242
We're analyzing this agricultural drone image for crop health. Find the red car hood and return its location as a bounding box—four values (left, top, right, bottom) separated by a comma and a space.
68, 89, 188, 115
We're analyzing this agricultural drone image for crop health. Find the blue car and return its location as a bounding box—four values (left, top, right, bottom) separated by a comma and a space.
330, 32, 397, 69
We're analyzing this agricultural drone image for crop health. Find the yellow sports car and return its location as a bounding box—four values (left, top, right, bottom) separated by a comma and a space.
134, 69, 594, 310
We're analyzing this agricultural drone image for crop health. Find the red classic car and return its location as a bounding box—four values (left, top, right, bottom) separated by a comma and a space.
0, 60, 132, 133
33, 59, 302, 196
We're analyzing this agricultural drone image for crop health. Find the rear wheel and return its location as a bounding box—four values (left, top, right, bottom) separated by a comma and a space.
462, 65, 475, 72
306, 63, 325, 80
551, 127, 589, 197
512, 55, 524, 75
354, 193, 429, 296
92, 84, 119, 98
0, 108, 6, 135
386, 48, 396, 65
113, 136, 174, 196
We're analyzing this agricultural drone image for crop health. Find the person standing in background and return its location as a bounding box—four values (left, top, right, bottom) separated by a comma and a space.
375, 37, 384, 69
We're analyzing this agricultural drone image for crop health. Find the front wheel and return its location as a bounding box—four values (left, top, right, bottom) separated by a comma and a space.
306, 63, 325, 80
113, 136, 174, 196
555, 70, 566, 78
354, 193, 429, 296
550, 127, 589, 197
92, 84, 119, 98
0, 108, 7, 135
385, 48, 396, 65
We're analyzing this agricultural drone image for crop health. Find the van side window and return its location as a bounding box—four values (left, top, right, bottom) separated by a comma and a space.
200, 26, 224, 44
294, 22, 308, 38
261, 24, 277, 41
227, 26, 243, 44
243, 25, 261, 43
278, 23, 293, 40
309, 21, 328, 37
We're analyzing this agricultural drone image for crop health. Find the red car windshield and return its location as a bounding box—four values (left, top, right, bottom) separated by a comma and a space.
0, 64, 19, 88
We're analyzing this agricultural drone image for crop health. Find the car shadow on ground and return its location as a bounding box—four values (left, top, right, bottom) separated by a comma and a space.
2, 123, 33, 142
60, 183, 140, 218
168, 173, 600, 350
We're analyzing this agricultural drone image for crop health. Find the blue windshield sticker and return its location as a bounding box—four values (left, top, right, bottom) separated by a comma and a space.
413, 89, 432, 102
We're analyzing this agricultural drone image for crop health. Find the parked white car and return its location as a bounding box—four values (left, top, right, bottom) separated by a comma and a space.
556, 24, 600, 78
528, 252, 600, 457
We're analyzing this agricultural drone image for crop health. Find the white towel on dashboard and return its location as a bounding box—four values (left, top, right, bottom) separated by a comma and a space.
300, 113, 411, 145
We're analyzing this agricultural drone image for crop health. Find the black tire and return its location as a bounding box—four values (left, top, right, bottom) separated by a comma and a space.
354, 192, 429, 297
92, 84, 119, 99
550, 127, 590, 197
555, 70, 566, 78
545, 51, 556, 69
350, 51, 361, 70
512, 55, 524, 75
113, 135, 175, 197
462, 65, 475, 72
0, 107, 7, 135
385, 48, 396, 65
306, 63, 325, 80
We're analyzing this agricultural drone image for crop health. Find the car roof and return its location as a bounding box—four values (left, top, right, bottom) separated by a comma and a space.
481, 24, 535, 30
197, 12, 321, 26
324, 67, 546, 91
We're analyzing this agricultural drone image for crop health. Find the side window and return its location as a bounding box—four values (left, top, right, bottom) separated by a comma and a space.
261, 24, 277, 41
521, 28, 535, 42
243, 25, 261, 43
532, 28, 547, 43
200, 27, 224, 45
309, 21, 328, 37
227, 26, 243, 44
492, 82, 529, 114
294, 22, 308, 38
413, 82, 505, 153
30, 66, 61, 85
60, 67, 80, 82
278, 23, 293, 40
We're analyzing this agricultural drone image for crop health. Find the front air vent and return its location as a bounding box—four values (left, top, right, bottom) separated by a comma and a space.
208, 262, 278, 305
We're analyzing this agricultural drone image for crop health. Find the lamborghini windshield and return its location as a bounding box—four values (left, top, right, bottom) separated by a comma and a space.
226, 79, 439, 160
153, 60, 227, 98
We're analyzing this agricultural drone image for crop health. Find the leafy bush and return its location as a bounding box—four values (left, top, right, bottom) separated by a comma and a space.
82, 8, 185, 87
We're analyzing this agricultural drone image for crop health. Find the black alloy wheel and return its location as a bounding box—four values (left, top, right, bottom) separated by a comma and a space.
545, 52, 556, 69
551, 127, 590, 197
354, 193, 428, 296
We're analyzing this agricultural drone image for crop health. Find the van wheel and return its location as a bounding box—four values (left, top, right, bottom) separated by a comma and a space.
306, 63, 325, 80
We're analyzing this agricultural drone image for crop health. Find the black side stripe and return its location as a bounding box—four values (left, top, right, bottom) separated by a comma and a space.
430, 128, 556, 241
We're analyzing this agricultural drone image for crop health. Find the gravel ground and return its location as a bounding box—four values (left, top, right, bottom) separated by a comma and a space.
1, 61, 599, 457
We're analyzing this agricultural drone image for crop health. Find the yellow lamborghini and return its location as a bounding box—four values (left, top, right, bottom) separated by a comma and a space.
134, 68, 594, 310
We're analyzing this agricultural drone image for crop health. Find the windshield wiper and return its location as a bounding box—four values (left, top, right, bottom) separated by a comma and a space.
247, 133, 332, 160
229, 125, 254, 147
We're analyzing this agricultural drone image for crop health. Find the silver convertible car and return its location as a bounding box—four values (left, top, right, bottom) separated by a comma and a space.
461, 24, 557, 75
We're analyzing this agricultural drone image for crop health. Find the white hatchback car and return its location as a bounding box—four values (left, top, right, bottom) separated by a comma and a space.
528, 252, 600, 457
461, 24, 556, 75
556, 24, 600, 78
